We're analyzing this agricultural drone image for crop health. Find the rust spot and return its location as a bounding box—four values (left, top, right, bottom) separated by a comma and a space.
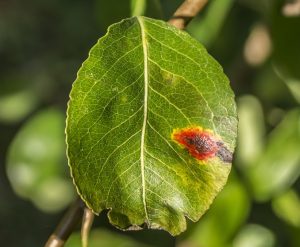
172, 127, 232, 163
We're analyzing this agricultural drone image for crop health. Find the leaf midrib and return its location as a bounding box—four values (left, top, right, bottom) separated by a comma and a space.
137, 16, 149, 223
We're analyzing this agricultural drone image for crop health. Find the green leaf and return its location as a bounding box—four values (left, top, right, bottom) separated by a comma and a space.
282, 78, 300, 104
272, 189, 300, 227
178, 170, 250, 247
236, 95, 265, 167
0, 76, 39, 123
6, 108, 75, 212
274, 67, 300, 104
0, 89, 38, 123
253, 65, 294, 106
187, 0, 235, 47
232, 224, 276, 247
66, 16, 237, 235
246, 109, 300, 201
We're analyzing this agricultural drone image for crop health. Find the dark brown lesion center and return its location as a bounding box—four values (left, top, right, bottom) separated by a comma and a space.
216, 142, 233, 163
185, 135, 216, 153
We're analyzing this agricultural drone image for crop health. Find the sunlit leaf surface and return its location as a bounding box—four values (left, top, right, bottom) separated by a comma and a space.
178, 171, 250, 247
66, 16, 237, 235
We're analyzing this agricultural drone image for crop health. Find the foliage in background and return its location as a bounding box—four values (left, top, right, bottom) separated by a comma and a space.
1, 0, 300, 246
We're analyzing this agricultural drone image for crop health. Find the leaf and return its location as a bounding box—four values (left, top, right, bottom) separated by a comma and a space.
274, 67, 300, 104
0, 76, 39, 123
236, 95, 265, 167
66, 16, 237, 235
246, 109, 300, 201
187, 0, 235, 47
6, 108, 75, 212
282, 77, 300, 104
272, 189, 300, 227
0, 89, 38, 123
232, 224, 276, 247
253, 65, 294, 106
177, 170, 250, 247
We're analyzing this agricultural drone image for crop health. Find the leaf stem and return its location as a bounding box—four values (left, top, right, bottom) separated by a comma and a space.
44, 198, 85, 247
81, 208, 95, 247
168, 0, 208, 30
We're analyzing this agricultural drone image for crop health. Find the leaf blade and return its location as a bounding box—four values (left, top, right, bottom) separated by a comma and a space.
66, 16, 237, 235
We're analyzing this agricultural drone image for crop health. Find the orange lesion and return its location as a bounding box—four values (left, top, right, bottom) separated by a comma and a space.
172, 126, 233, 163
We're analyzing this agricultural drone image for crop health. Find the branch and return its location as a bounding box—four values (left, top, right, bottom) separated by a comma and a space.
168, 0, 208, 30
44, 198, 85, 247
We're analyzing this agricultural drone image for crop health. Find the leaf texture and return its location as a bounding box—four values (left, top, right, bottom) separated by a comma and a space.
66, 16, 237, 235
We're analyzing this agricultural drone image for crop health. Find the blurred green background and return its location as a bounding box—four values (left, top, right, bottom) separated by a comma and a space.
1, 0, 300, 246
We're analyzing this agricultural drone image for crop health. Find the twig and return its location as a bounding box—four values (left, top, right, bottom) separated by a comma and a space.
168, 0, 208, 30
44, 198, 85, 247
81, 208, 95, 247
